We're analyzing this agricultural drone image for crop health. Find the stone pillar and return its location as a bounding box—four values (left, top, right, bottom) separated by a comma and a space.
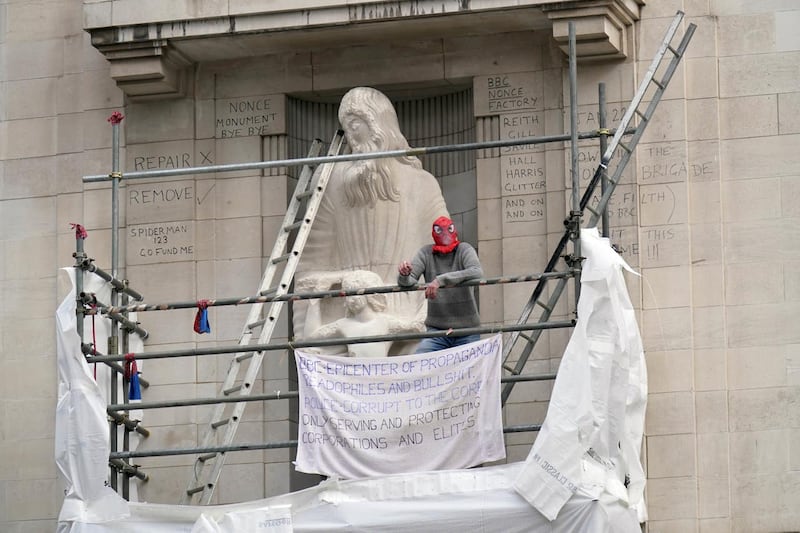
474, 72, 555, 461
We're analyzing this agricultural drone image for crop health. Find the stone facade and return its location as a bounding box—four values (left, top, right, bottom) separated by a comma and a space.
1, 0, 799, 531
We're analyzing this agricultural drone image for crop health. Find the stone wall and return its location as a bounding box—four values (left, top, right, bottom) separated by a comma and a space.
1, 1, 799, 531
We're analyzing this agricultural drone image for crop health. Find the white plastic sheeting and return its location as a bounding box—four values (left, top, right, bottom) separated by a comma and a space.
58, 464, 639, 532
56, 228, 646, 531
514, 227, 648, 521
56, 268, 147, 526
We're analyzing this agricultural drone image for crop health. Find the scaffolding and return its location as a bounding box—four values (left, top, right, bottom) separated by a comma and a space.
72, 13, 695, 504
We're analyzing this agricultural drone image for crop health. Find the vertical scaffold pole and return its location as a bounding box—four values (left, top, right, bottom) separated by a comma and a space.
121, 288, 131, 501
74, 227, 87, 361
108, 111, 124, 490
568, 22, 581, 307
598, 83, 610, 237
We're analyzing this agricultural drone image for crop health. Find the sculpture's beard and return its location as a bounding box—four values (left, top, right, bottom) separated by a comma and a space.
341, 138, 401, 208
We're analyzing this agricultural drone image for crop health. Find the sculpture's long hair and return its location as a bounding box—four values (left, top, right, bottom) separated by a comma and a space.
338, 87, 423, 208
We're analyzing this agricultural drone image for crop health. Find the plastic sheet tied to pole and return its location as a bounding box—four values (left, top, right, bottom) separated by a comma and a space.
513, 227, 648, 522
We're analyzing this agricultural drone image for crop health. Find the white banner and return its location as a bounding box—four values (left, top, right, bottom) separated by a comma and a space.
294, 335, 505, 478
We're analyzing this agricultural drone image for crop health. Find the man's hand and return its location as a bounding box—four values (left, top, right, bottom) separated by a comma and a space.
425, 278, 440, 299
398, 260, 412, 276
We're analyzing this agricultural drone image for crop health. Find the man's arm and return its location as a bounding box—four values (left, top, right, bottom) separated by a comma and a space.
397, 248, 427, 287
437, 243, 483, 286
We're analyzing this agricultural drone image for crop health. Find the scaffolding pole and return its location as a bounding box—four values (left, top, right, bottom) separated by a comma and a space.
598, 83, 610, 237
568, 22, 583, 311
111, 423, 544, 461
83, 128, 633, 184
75, 258, 143, 301
106, 372, 557, 413
99, 271, 574, 315
86, 319, 575, 365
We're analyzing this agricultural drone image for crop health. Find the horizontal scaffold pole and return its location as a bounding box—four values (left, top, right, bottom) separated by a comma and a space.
108, 410, 150, 437
101, 271, 575, 315
109, 424, 543, 460
109, 458, 149, 481
80, 344, 150, 389
86, 319, 575, 364
78, 292, 150, 339
83, 128, 634, 183
75, 260, 143, 301
106, 372, 558, 413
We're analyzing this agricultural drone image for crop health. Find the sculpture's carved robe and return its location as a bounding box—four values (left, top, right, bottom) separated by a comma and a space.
294, 158, 448, 354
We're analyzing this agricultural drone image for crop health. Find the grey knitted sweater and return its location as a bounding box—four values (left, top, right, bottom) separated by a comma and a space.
397, 243, 483, 329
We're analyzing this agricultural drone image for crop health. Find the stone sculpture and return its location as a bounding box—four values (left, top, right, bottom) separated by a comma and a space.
294, 86, 448, 355
302, 270, 425, 358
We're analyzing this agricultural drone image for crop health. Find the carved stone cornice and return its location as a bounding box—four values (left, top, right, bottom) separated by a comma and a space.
85, 0, 645, 99
542, 0, 646, 60
91, 34, 192, 100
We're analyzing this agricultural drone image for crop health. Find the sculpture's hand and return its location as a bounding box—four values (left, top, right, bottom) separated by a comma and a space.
398, 260, 412, 277
425, 278, 440, 299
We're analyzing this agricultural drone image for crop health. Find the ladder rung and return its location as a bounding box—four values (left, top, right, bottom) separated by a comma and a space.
236, 351, 255, 362
295, 189, 314, 200
535, 299, 553, 312
586, 205, 600, 217
651, 78, 665, 90
503, 364, 519, 375
198, 452, 218, 462
186, 485, 208, 496
247, 319, 265, 330
223, 383, 248, 395
619, 142, 632, 153
212, 415, 238, 428
283, 220, 303, 232
667, 44, 679, 56
634, 108, 648, 120
271, 253, 291, 264
211, 417, 230, 428
518, 332, 534, 343
259, 287, 277, 298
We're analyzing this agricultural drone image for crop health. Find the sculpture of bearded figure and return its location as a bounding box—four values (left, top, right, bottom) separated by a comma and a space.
293, 87, 448, 355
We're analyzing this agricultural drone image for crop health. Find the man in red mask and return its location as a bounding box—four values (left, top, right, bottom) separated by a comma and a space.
398, 216, 483, 353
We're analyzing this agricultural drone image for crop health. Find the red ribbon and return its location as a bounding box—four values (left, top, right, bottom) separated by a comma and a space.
107, 111, 125, 125
70, 223, 88, 240
194, 299, 212, 334
124, 353, 138, 380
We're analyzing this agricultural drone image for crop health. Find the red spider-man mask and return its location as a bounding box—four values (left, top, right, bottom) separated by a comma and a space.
431, 216, 460, 254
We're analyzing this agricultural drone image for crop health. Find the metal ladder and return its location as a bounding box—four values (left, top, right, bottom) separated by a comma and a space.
501, 11, 696, 404
182, 130, 347, 505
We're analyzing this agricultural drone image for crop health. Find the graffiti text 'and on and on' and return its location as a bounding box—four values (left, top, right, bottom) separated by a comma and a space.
504, 195, 545, 222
